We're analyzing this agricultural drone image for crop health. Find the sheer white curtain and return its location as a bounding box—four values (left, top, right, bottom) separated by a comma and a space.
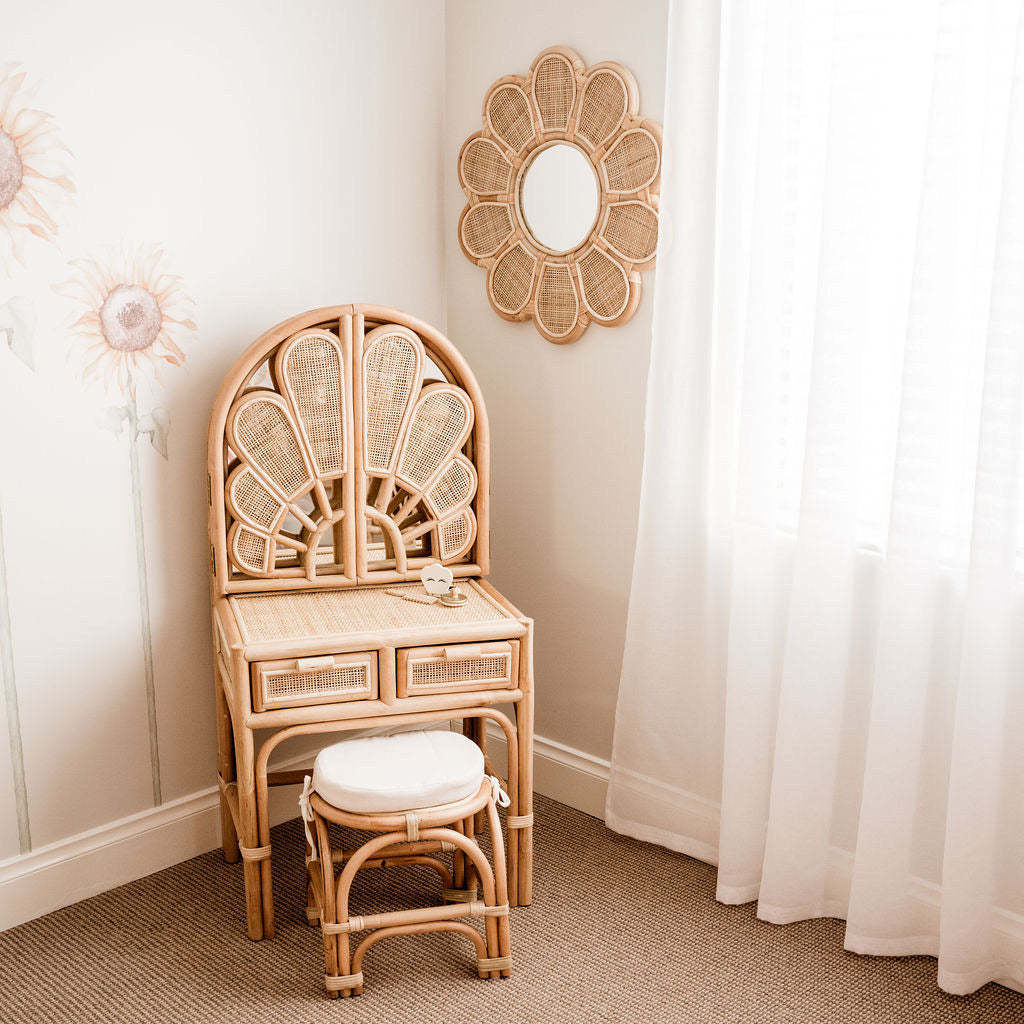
608, 0, 1024, 996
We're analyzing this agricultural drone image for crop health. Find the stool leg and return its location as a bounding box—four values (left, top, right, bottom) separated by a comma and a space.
452, 817, 466, 890
234, 726, 264, 940
486, 797, 512, 977
315, 815, 342, 999
463, 812, 478, 896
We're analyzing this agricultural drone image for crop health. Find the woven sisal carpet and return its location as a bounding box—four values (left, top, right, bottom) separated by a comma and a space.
1, 794, 1021, 1023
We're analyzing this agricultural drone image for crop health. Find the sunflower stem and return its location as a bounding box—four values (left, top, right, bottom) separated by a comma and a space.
0, 494, 31, 853
126, 397, 162, 806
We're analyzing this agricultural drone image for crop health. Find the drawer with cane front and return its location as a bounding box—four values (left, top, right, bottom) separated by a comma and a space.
397, 641, 519, 697
251, 652, 378, 711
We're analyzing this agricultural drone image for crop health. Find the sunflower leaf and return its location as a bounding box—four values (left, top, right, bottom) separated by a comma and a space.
0, 296, 36, 371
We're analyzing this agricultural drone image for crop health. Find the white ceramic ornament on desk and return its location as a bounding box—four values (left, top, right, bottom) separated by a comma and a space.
420, 563, 454, 597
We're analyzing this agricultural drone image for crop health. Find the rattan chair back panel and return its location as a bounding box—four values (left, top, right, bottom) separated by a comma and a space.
208, 305, 490, 595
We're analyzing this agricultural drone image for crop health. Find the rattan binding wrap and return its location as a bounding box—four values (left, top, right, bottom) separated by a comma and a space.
458, 46, 661, 344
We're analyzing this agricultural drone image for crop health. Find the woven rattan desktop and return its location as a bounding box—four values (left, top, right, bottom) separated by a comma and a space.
208, 304, 534, 940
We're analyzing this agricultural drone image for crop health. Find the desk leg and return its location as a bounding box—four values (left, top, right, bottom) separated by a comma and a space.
255, 759, 276, 938
215, 675, 239, 864
235, 725, 265, 940
516, 686, 534, 906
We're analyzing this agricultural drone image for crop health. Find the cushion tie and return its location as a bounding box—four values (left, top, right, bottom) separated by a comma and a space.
299, 775, 317, 858
488, 775, 511, 809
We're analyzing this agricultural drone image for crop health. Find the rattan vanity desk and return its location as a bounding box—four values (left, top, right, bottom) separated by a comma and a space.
208, 304, 534, 940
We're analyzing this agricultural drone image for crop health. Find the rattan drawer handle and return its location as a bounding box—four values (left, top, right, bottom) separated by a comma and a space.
442, 645, 484, 659
296, 655, 335, 671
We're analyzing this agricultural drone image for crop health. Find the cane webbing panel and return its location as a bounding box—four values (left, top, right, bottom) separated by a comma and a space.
461, 203, 514, 259
398, 390, 471, 489
258, 661, 372, 708
461, 137, 513, 194
578, 248, 629, 320
363, 331, 422, 474
533, 54, 575, 131
426, 459, 474, 518
490, 244, 536, 314
231, 396, 310, 497
602, 129, 660, 192
230, 582, 513, 644
487, 84, 534, 152
406, 649, 513, 693
228, 468, 282, 532
576, 70, 627, 149
602, 201, 659, 263
280, 332, 345, 478
536, 265, 578, 338
233, 527, 269, 574
438, 512, 473, 560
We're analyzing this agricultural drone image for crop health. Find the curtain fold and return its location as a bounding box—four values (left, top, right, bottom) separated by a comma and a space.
608, 0, 1024, 996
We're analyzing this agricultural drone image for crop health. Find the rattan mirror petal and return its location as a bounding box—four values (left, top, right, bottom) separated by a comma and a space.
458, 46, 662, 345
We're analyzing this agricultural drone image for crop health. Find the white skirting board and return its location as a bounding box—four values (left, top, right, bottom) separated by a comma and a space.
0, 727, 611, 932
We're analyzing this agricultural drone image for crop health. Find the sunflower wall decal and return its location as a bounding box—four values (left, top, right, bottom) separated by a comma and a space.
458, 46, 662, 344
0, 62, 74, 856
0, 62, 75, 268
56, 244, 197, 806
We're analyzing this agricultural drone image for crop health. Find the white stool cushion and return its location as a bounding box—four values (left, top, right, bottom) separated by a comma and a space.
312, 730, 485, 813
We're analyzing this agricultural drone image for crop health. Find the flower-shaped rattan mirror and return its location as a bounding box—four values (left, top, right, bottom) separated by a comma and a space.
458, 46, 661, 345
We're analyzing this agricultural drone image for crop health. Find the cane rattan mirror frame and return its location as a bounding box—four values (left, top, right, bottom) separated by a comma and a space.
458, 46, 662, 345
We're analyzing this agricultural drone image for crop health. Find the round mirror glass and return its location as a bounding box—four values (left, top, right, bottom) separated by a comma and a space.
519, 143, 599, 254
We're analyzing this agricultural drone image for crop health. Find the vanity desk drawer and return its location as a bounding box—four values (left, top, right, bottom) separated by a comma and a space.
397, 640, 519, 697
251, 652, 378, 712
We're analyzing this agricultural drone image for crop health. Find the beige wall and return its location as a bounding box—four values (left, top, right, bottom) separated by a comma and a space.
0, 0, 446, 861
444, 0, 669, 761
1, 0, 669, 901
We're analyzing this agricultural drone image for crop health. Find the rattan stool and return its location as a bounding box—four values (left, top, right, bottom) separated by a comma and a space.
300, 732, 512, 998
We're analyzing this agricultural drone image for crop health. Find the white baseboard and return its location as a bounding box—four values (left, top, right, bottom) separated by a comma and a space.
0, 743, 323, 932
0, 727, 610, 932
483, 722, 609, 819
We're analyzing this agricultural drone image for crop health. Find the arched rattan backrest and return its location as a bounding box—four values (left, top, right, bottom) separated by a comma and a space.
208, 304, 490, 596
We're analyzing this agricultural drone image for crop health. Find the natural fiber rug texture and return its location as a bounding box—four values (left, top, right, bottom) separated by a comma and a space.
1, 794, 1022, 1023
